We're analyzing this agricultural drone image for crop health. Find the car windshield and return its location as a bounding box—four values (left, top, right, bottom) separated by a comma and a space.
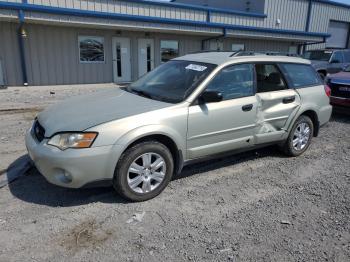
302, 50, 332, 61
126, 60, 217, 103
344, 65, 350, 72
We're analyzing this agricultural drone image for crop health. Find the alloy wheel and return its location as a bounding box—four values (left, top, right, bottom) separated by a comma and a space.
127, 152, 166, 194
292, 122, 311, 151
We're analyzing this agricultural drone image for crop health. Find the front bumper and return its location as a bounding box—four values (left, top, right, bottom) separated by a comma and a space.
330, 96, 350, 108
25, 130, 119, 188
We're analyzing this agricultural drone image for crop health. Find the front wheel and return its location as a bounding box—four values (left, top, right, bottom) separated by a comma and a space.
113, 141, 174, 202
282, 115, 314, 157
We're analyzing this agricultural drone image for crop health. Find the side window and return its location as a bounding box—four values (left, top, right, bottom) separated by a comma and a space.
255, 64, 287, 93
343, 51, 350, 63
206, 64, 254, 100
330, 51, 343, 63
281, 63, 322, 88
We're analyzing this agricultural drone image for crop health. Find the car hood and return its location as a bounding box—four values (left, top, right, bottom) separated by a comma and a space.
37, 88, 172, 137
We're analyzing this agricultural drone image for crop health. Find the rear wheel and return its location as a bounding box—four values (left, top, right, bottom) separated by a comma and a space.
113, 141, 174, 202
282, 115, 314, 157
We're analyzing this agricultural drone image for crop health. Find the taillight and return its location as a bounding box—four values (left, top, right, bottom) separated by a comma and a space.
324, 84, 331, 97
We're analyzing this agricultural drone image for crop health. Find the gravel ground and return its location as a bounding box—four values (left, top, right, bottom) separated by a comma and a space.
0, 85, 349, 262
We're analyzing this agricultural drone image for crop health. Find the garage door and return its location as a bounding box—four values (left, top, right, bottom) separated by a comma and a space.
326, 21, 349, 49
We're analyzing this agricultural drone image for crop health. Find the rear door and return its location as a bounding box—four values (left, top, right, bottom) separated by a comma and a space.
254, 63, 301, 144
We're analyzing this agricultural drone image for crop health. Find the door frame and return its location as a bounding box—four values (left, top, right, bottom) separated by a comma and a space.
112, 37, 131, 83
137, 38, 155, 78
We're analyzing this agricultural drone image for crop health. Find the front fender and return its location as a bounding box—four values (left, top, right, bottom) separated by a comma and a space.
115, 124, 186, 158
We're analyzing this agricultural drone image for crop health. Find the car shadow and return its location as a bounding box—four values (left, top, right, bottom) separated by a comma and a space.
7, 157, 126, 207
7, 146, 284, 207
174, 145, 284, 181
331, 110, 350, 123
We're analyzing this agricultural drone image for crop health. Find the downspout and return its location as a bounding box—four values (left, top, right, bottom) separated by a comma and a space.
305, 0, 312, 32
17, 3, 28, 86
201, 28, 227, 50
299, 0, 314, 54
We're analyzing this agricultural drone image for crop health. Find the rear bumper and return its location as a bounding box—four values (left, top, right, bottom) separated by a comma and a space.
330, 96, 350, 108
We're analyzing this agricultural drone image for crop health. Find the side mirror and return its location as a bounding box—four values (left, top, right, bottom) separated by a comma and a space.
199, 90, 223, 103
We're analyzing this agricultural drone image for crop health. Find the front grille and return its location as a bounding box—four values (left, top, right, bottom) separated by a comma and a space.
330, 83, 350, 99
33, 120, 45, 142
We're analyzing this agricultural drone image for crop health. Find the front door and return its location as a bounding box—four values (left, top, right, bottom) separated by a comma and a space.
138, 38, 154, 78
187, 64, 257, 159
112, 37, 131, 83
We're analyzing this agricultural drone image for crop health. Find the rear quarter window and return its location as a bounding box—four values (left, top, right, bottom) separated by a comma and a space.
280, 63, 322, 88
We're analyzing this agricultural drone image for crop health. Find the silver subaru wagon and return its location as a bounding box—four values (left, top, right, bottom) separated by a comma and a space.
26, 52, 332, 201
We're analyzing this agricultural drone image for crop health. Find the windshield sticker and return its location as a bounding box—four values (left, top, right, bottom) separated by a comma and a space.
185, 64, 207, 72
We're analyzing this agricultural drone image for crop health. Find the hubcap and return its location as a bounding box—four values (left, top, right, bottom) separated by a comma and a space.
127, 152, 166, 194
292, 122, 311, 151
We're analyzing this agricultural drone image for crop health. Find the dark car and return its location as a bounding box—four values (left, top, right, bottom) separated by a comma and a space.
303, 49, 350, 79
326, 65, 350, 108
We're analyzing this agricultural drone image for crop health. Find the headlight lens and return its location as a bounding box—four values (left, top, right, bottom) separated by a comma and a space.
47, 132, 97, 150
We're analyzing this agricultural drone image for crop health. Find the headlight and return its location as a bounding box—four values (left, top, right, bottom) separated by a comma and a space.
47, 132, 98, 150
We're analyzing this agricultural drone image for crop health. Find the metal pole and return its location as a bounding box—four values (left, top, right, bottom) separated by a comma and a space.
17, 9, 28, 86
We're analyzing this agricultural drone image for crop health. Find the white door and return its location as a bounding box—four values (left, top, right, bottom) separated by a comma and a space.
112, 37, 131, 83
138, 38, 154, 78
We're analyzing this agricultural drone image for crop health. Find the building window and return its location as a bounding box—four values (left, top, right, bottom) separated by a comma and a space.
79, 36, 105, 63
161, 40, 179, 63
116, 44, 122, 77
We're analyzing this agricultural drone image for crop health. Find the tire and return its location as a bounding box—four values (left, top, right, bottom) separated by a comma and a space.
282, 115, 314, 157
113, 141, 174, 202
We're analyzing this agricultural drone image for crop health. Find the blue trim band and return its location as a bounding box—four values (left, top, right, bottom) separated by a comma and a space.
305, 0, 312, 32
124, 0, 267, 18
0, 2, 331, 38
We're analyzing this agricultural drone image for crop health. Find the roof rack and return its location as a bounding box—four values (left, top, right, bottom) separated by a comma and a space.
189, 50, 235, 54
230, 51, 260, 57
188, 50, 300, 57
264, 52, 300, 57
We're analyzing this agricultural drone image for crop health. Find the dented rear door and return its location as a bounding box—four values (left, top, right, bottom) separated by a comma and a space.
254, 89, 301, 144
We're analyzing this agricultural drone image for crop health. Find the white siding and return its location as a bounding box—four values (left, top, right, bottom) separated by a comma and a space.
26, 0, 208, 22
0, 22, 22, 86
211, 0, 310, 31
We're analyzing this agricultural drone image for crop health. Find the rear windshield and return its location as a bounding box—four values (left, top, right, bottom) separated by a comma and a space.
302, 50, 332, 61
280, 63, 322, 88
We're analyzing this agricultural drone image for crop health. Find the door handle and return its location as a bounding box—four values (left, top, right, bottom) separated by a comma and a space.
282, 96, 295, 104
242, 104, 253, 112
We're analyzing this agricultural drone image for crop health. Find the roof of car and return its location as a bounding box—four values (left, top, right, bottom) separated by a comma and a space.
174, 51, 311, 65
306, 49, 350, 52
